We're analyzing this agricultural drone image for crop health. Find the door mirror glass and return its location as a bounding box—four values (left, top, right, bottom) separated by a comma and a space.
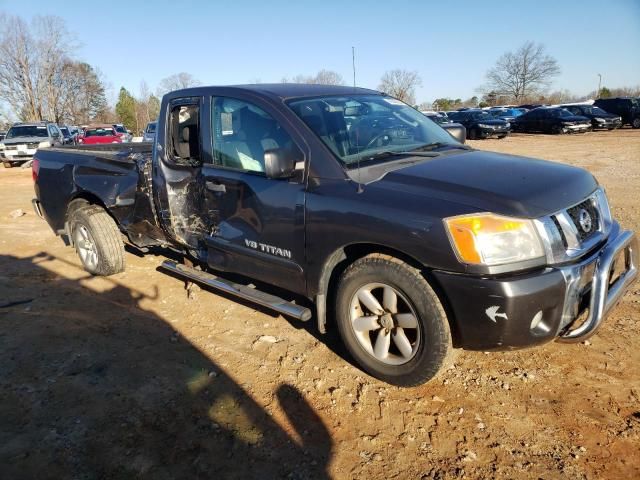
264, 147, 297, 179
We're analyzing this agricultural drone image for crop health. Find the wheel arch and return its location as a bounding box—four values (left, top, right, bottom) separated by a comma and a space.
313, 242, 458, 344
64, 192, 116, 246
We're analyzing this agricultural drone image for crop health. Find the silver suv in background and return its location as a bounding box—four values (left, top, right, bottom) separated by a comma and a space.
142, 121, 157, 143
0, 122, 64, 168
112, 123, 132, 142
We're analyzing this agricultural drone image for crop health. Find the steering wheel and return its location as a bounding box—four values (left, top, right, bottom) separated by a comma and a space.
365, 131, 393, 149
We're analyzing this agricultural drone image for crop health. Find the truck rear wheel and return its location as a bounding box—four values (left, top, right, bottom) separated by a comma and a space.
2, 161, 12, 168
335, 254, 451, 386
70, 205, 125, 276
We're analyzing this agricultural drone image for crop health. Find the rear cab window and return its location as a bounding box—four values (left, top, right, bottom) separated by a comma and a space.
168, 101, 201, 166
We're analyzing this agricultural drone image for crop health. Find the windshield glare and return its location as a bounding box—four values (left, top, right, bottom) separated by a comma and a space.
146, 123, 157, 133
114, 125, 126, 133
6, 126, 49, 139
288, 95, 458, 165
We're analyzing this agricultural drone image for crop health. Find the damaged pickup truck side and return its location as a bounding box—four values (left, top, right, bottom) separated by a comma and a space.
32, 84, 638, 386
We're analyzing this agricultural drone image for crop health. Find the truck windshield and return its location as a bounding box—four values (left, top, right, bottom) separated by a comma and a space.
288, 95, 458, 166
146, 123, 157, 133
6, 126, 49, 139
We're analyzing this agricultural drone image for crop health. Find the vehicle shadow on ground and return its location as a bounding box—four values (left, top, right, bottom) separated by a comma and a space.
0, 253, 333, 480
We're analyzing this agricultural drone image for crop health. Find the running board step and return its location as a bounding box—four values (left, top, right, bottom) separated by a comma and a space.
160, 260, 312, 322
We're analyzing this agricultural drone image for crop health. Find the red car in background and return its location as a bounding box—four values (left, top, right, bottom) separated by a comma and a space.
78, 125, 122, 145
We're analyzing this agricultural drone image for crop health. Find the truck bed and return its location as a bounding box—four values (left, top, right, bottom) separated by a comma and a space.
34, 142, 167, 248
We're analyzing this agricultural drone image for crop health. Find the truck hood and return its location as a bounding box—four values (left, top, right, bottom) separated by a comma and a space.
366, 150, 598, 218
2, 136, 48, 145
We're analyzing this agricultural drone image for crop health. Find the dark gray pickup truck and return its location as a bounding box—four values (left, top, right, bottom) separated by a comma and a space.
32, 84, 638, 386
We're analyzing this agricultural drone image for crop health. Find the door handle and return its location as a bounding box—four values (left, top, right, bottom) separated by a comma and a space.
206, 181, 226, 193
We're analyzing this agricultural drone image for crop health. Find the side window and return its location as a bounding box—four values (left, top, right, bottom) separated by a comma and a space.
168, 102, 201, 166
211, 97, 296, 173
48, 125, 56, 137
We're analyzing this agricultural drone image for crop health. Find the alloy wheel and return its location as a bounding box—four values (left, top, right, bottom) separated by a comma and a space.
348, 283, 421, 365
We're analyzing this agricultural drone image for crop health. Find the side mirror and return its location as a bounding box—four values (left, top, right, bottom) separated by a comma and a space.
264, 148, 298, 179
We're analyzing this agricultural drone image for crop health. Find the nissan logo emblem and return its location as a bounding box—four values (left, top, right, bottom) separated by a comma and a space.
578, 208, 592, 233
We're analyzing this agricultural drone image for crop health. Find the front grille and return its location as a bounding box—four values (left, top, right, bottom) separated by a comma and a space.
5, 146, 16, 150
567, 199, 600, 241
551, 215, 568, 248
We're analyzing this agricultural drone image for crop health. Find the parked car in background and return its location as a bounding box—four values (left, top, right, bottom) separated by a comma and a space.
142, 121, 157, 142
447, 110, 510, 139
560, 104, 622, 130
489, 108, 523, 124
512, 107, 591, 134
78, 125, 122, 145
112, 124, 132, 142
593, 97, 640, 128
421, 111, 466, 143
518, 104, 545, 110
0, 121, 64, 167
59, 126, 76, 145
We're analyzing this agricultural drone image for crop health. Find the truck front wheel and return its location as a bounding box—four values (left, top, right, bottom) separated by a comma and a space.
70, 205, 125, 276
335, 254, 451, 386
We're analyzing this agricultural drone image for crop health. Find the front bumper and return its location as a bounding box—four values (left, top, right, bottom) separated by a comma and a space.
593, 120, 622, 129
433, 223, 638, 350
478, 127, 510, 138
562, 123, 591, 133
1, 148, 37, 162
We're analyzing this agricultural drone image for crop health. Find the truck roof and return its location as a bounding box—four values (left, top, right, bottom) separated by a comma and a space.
167, 83, 381, 101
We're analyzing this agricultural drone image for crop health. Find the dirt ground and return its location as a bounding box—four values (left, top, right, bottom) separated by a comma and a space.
1, 130, 639, 480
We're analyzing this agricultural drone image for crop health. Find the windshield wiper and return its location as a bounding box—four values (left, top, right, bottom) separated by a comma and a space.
411, 142, 471, 151
363, 150, 441, 162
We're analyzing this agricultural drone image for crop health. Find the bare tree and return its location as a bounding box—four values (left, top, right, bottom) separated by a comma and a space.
0, 14, 106, 124
281, 70, 345, 85
312, 70, 344, 85
156, 72, 201, 96
378, 70, 422, 105
133, 80, 161, 134
0, 14, 42, 120
483, 41, 560, 101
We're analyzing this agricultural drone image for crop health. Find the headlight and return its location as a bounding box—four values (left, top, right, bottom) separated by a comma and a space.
595, 118, 605, 123
444, 213, 545, 266
505, 122, 511, 128
0, 143, 5, 150
38, 141, 50, 148
477, 123, 492, 129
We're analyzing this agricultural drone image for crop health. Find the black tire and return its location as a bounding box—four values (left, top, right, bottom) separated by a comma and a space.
3, 161, 12, 168
468, 128, 478, 140
551, 124, 563, 135
69, 205, 125, 276
632, 118, 640, 129
335, 254, 451, 386
497, 133, 508, 139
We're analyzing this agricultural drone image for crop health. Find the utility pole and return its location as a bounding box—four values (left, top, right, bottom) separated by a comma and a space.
352, 46, 356, 88
597, 73, 602, 98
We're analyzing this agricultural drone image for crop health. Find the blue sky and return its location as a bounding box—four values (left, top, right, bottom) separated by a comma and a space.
2, 0, 639, 104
